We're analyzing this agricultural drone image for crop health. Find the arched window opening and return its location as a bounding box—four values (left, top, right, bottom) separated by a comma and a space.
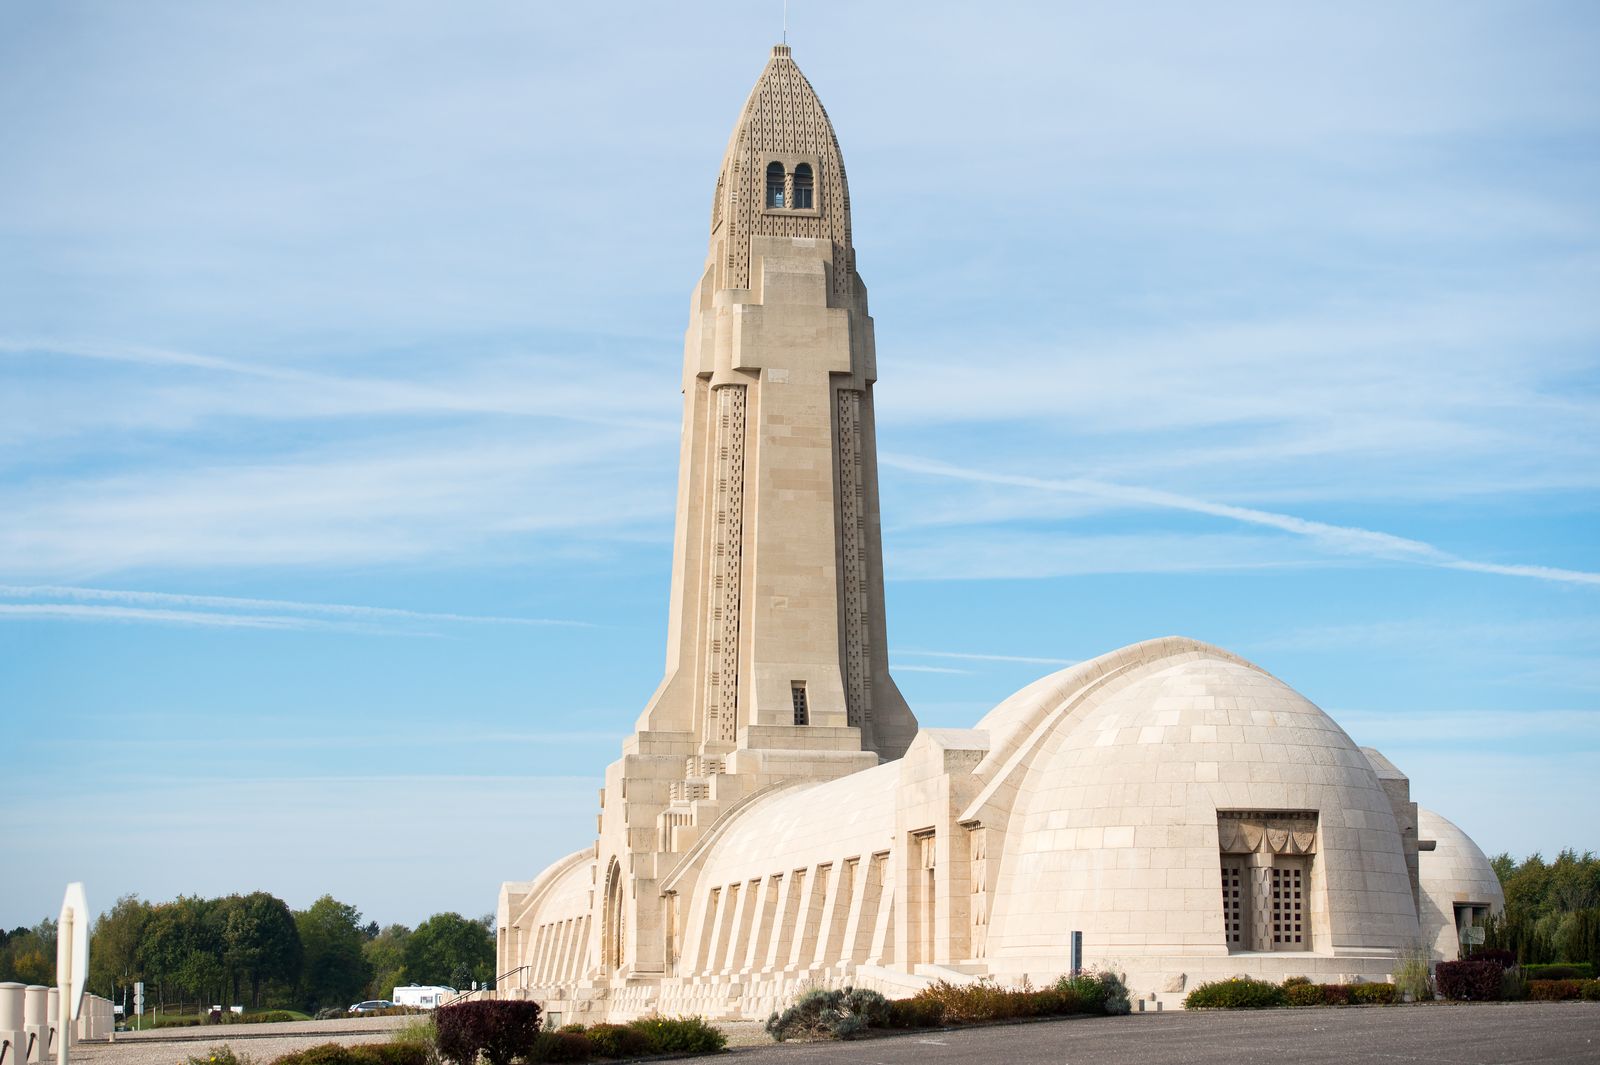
792, 163, 814, 209
765, 161, 785, 208
602, 858, 625, 972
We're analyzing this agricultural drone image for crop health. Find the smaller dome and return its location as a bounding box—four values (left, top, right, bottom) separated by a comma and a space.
1417, 807, 1505, 961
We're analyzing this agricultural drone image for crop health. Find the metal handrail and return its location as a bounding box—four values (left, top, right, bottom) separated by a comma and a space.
438, 965, 531, 1008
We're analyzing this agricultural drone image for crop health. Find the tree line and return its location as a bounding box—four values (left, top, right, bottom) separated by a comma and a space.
1484, 849, 1600, 965
0, 893, 495, 1014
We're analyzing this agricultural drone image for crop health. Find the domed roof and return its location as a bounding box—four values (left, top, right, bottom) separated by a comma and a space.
1417, 807, 1505, 960
982, 643, 1421, 966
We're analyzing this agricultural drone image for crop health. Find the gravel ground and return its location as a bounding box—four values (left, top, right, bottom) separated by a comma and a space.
70, 1017, 417, 1065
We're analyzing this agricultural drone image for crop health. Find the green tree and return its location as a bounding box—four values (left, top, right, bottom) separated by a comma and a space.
0, 921, 56, 986
89, 895, 152, 999
363, 924, 412, 1000
141, 897, 225, 1008
220, 893, 302, 1007
296, 896, 372, 1011
1486, 849, 1600, 965
403, 913, 494, 990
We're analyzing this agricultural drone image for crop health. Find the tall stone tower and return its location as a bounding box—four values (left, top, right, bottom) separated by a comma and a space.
591, 44, 917, 979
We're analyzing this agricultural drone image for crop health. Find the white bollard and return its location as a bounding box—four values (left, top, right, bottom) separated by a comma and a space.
42, 991, 58, 1063
21, 987, 47, 1065
1, 982, 27, 1065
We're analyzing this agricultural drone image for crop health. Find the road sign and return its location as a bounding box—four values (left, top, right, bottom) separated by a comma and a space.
57, 883, 89, 1065
57, 883, 89, 1021
134, 982, 144, 1015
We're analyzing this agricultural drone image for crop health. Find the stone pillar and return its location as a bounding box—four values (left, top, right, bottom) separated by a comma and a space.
1249, 852, 1275, 953
23, 986, 47, 1064
1, 982, 26, 1065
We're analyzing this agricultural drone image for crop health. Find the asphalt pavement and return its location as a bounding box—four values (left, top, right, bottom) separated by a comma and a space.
705, 1002, 1600, 1065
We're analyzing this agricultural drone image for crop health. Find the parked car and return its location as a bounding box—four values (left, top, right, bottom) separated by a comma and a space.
348, 1000, 395, 1013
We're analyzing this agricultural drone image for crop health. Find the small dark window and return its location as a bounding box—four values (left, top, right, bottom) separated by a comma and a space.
791, 683, 808, 725
766, 161, 785, 208
792, 163, 813, 209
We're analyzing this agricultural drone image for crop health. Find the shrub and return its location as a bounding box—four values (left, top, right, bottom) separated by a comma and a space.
579, 1023, 652, 1059
1528, 979, 1586, 1002
624, 1016, 725, 1055
882, 997, 945, 1029
434, 1001, 543, 1065
314, 1008, 345, 1021
1436, 960, 1501, 1001
186, 1046, 255, 1065
1320, 985, 1352, 1006
1285, 983, 1325, 1007
1466, 948, 1515, 969
765, 986, 888, 1041
1183, 977, 1288, 1009
1068, 970, 1131, 1016
1348, 983, 1398, 1005
1394, 945, 1434, 1002
1524, 963, 1596, 981
389, 1017, 439, 1065
527, 1032, 590, 1063
911, 980, 1014, 1024
269, 1044, 429, 1065
1582, 979, 1600, 1002
1281, 976, 1311, 988
220, 1011, 302, 1025
1501, 967, 1529, 1001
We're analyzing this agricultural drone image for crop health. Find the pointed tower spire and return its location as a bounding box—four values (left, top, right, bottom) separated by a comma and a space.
708, 44, 854, 300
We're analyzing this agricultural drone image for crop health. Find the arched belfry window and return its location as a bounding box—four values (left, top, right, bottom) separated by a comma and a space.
765, 161, 785, 208
792, 163, 814, 209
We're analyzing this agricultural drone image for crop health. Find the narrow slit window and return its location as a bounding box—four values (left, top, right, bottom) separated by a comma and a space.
791, 683, 808, 725
792, 163, 814, 209
766, 161, 786, 208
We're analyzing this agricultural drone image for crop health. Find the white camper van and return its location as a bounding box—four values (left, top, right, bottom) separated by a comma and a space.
392, 985, 457, 1010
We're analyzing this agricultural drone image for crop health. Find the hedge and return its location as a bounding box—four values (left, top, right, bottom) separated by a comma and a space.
1436, 960, 1502, 1001
1528, 979, 1600, 1002
271, 1044, 428, 1065
1184, 978, 1288, 1009
620, 1016, 726, 1055
1524, 963, 1596, 981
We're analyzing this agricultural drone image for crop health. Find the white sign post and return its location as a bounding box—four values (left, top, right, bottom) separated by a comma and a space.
56, 884, 88, 1065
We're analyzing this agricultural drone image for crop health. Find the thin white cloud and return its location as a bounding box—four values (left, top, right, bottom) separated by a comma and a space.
883, 454, 1600, 588
0, 431, 673, 575
0, 584, 591, 628
0, 603, 360, 631
889, 663, 973, 675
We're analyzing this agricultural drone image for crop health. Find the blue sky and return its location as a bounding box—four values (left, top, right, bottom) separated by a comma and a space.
2, 1, 1597, 930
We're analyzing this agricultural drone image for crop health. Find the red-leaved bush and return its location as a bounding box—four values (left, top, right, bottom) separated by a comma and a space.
435, 1001, 543, 1065
1435, 961, 1502, 1001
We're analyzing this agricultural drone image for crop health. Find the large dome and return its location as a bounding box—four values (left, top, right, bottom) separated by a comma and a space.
983, 646, 1421, 977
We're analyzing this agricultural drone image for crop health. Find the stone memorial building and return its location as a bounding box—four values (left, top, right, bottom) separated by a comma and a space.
492, 45, 1503, 1019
